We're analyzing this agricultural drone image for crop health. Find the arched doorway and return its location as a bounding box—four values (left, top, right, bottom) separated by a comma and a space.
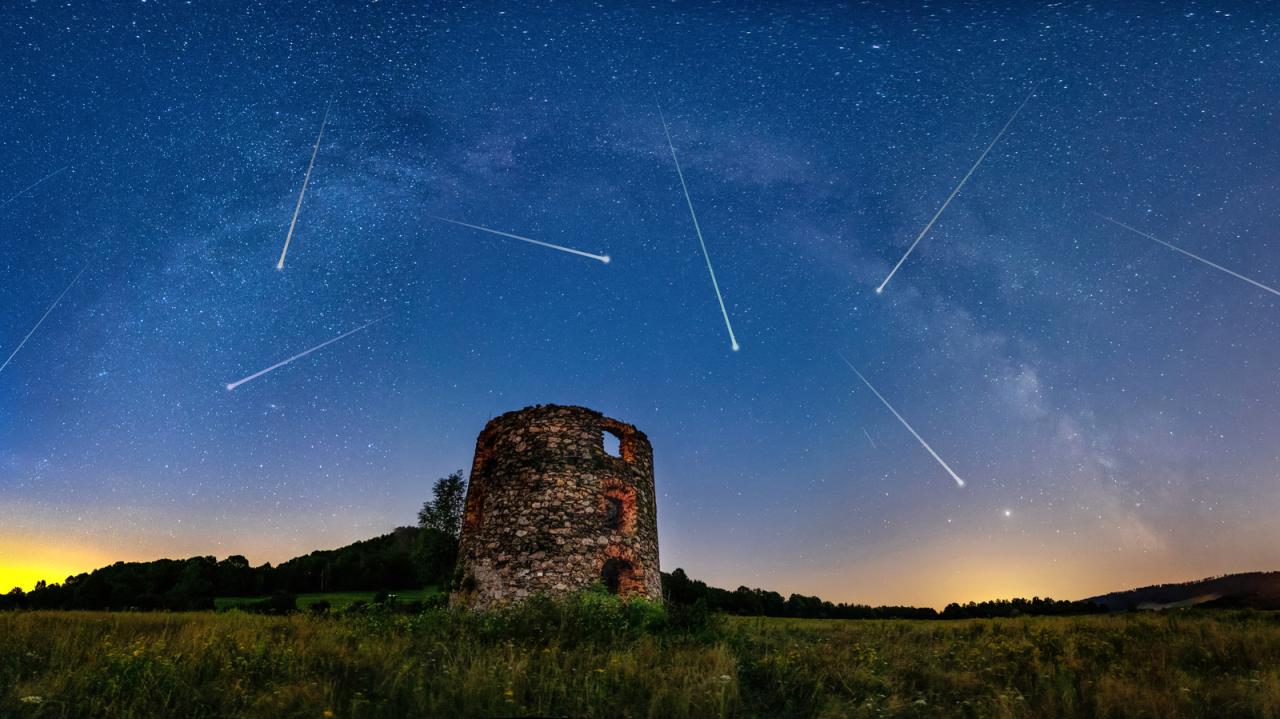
600, 557, 634, 595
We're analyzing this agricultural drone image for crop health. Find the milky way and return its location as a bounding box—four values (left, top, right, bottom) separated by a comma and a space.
3, 3, 1279, 607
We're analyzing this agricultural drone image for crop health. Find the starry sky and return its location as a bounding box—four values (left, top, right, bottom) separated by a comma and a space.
3, 1, 1279, 608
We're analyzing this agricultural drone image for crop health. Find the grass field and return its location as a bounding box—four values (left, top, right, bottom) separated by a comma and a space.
2, 599, 1279, 718
211, 588, 440, 611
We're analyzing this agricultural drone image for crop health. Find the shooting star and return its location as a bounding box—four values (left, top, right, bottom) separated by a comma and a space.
876, 86, 1039, 294
429, 216, 610, 263
862, 428, 878, 449
658, 103, 740, 352
225, 315, 387, 391
840, 355, 966, 488
277, 102, 331, 270
1095, 214, 1280, 298
0, 166, 69, 211
0, 264, 88, 376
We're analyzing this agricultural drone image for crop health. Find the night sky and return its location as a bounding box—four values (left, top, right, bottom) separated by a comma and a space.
3, 2, 1279, 608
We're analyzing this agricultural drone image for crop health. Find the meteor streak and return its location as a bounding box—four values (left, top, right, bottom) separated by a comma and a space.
1095, 214, 1280, 298
225, 315, 387, 391
657, 104, 740, 352
0, 166, 69, 211
862, 428, 878, 449
876, 86, 1039, 294
0, 264, 87, 376
277, 102, 331, 270
429, 216, 610, 263
840, 355, 966, 488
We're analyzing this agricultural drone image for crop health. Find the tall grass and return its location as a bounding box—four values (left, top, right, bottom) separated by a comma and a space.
724, 612, 1280, 718
2, 599, 1279, 718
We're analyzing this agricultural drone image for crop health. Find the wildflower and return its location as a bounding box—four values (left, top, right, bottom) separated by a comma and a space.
323, 711, 334, 718
718, 675, 732, 683
20, 696, 43, 705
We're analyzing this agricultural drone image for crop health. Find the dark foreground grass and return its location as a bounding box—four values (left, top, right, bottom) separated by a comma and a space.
2, 597, 1279, 718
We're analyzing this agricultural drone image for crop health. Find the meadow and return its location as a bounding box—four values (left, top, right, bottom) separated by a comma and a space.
211, 589, 440, 612
2, 596, 1279, 718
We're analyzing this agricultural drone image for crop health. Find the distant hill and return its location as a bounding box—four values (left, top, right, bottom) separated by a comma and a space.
1085, 571, 1280, 611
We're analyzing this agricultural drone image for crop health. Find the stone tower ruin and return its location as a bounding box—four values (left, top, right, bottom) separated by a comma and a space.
451, 405, 661, 608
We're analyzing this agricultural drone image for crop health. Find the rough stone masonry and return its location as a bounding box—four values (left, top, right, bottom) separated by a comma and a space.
450, 405, 661, 609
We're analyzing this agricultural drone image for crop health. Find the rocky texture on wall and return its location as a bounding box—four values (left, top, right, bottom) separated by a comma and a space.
451, 404, 660, 609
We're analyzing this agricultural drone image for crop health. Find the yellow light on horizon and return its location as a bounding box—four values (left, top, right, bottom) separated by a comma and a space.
0, 537, 111, 592
0, 562, 89, 593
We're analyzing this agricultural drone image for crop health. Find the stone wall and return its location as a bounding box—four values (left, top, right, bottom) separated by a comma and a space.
450, 404, 661, 609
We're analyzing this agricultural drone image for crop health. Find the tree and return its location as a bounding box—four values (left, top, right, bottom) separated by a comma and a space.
415, 471, 467, 587
216, 555, 254, 596
418, 471, 467, 537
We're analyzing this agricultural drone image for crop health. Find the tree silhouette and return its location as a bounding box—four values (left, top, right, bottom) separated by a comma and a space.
415, 471, 467, 586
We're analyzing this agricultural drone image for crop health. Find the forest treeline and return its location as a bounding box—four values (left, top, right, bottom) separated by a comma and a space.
1, 471, 1104, 618
1, 526, 425, 611
2, 471, 470, 612
0, 533, 1103, 618
660, 568, 1104, 620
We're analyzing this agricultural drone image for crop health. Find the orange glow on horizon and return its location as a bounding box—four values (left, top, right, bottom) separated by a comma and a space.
0, 537, 113, 593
